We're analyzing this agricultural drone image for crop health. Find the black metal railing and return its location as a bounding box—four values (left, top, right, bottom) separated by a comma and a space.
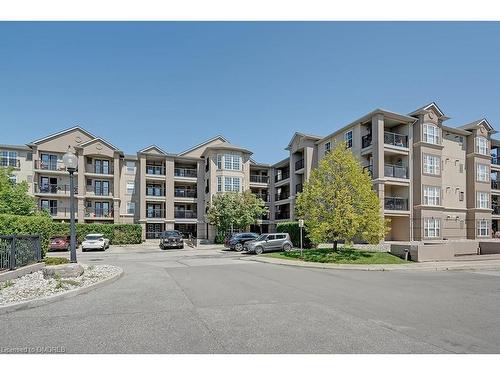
384, 164, 408, 179
146, 187, 166, 197
92, 165, 113, 175
146, 165, 165, 175
35, 183, 78, 195
362, 134, 372, 148
174, 168, 197, 178
174, 189, 197, 198
492, 157, 500, 165
250, 175, 270, 184
275, 192, 289, 201
85, 209, 114, 218
492, 180, 500, 190
255, 193, 269, 202
0, 235, 42, 271
0, 158, 20, 168
492, 205, 500, 215
384, 197, 408, 211
275, 212, 290, 220
146, 209, 165, 218
34, 160, 67, 171
40, 207, 75, 217
92, 187, 111, 196
295, 159, 304, 171
296, 183, 303, 194
174, 210, 197, 219
275, 170, 290, 182
384, 131, 408, 147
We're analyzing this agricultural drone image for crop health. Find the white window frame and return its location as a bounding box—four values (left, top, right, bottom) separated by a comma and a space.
324, 141, 331, 155
126, 161, 136, 174
217, 154, 223, 170
423, 186, 441, 206
126, 202, 135, 215
217, 176, 222, 192
126, 181, 135, 195
476, 163, 490, 182
344, 131, 353, 148
477, 219, 490, 237
423, 123, 440, 145
475, 136, 488, 155
424, 218, 440, 238
0, 151, 18, 167
218, 153, 241, 171
476, 192, 490, 209
423, 154, 441, 175
223, 177, 241, 192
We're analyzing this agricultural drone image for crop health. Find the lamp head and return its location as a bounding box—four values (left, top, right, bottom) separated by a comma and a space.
63, 149, 78, 171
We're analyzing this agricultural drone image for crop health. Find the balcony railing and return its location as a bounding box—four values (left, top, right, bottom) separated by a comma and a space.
174, 168, 197, 178
34, 160, 67, 172
362, 134, 372, 148
275, 192, 289, 201
275, 170, 290, 183
39, 207, 76, 217
174, 189, 197, 198
275, 212, 290, 220
146, 187, 166, 197
174, 210, 197, 219
384, 164, 408, 179
250, 175, 270, 184
91, 187, 112, 196
35, 184, 77, 195
493, 205, 500, 215
384, 131, 408, 148
0, 158, 20, 168
91, 165, 113, 175
146, 165, 165, 175
85, 209, 114, 218
492, 180, 500, 190
295, 159, 304, 171
255, 193, 269, 202
492, 157, 500, 165
296, 183, 303, 194
384, 197, 408, 211
146, 209, 165, 218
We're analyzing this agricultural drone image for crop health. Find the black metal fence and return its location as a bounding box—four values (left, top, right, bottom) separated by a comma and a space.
0, 235, 42, 271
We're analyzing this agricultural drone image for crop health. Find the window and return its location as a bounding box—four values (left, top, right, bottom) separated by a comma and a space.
217, 154, 222, 169
423, 123, 439, 144
0, 151, 18, 167
324, 142, 331, 155
477, 219, 489, 237
126, 161, 136, 174
459, 163, 464, 173
217, 176, 222, 192
126, 202, 135, 215
423, 186, 441, 206
476, 163, 489, 182
126, 181, 135, 195
476, 192, 490, 209
219, 153, 241, 171
424, 218, 440, 238
423, 154, 440, 175
459, 191, 464, 201
344, 131, 353, 148
475, 136, 488, 155
224, 177, 241, 192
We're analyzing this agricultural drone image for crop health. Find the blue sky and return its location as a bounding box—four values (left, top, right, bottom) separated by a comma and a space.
1, 22, 499, 163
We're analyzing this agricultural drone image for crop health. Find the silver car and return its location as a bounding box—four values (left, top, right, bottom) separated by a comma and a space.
244, 233, 293, 254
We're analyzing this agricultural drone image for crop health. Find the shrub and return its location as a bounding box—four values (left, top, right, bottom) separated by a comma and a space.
276, 221, 314, 249
50, 223, 142, 245
43, 257, 69, 265
0, 213, 53, 256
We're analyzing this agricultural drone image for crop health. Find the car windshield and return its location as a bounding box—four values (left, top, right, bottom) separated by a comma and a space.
85, 235, 103, 241
163, 231, 180, 237
255, 234, 267, 241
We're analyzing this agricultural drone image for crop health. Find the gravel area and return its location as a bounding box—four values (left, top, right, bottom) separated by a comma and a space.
0, 264, 121, 306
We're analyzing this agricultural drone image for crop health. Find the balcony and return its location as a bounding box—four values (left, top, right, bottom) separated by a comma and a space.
295, 183, 303, 194
492, 157, 500, 166
493, 205, 500, 215
90, 186, 112, 197
384, 131, 408, 148
146, 208, 165, 219
384, 197, 408, 211
174, 210, 197, 219
174, 168, 197, 178
174, 189, 197, 198
90, 164, 113, 175
39, 207, 75, 218
0, 158, 20, 169
254, 193, 269, 202
275, 212, 290, 220
492, 180, 500, 190
295, 159, 304, 171
362, 134, 372, 149
250, 175, 270, 184
35, 184, 77, 195
146, 187, 166, 197
384, 164, 408, 179
34, 160, 67, 172
275, 192, 289, 201
85, 209, 114, 219
146, 165, 165, 175
275, 170, 290, 183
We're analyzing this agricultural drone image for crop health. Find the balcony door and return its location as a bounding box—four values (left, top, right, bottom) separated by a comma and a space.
95, 159, 110, 174
41, 154, 58, 170
95, 180, 110, 196
41, 199, 57, 215
95, 202, 110, 217
40, 176, 57, 193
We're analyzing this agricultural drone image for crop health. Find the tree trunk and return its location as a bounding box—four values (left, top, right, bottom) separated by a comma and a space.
333, 240, 338, 252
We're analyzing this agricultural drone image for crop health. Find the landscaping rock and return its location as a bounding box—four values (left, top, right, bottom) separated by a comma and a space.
43, 264, 84, 279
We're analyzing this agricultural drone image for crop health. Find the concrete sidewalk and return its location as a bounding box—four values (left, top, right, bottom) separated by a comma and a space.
251, 255, 500, 271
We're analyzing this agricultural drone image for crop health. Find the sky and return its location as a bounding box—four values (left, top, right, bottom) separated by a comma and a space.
1, 22, 499, 163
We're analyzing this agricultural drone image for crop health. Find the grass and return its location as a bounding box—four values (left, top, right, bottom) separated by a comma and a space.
43, 257, 70, 265
262, 247, 408, 264
0, 280, 14, 290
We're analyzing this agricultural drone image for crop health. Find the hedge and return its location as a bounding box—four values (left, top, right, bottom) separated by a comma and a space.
50, 222, 142, 245
276, 221, 314, 249
0, 214, 53, 256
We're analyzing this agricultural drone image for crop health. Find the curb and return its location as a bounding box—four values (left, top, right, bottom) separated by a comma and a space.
0, 267, 124, 315
250, 256, 500, 272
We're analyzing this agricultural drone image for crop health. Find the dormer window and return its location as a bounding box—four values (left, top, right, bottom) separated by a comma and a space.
475, 136, 488, 155
423, 123, 439, 145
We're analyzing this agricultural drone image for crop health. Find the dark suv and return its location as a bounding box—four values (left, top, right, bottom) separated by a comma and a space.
226, 232, 259, 252
159, 230, 184, 250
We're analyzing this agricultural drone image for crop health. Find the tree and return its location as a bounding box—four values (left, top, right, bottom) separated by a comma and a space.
0, 167, 37, 216
295, 142, 387, 250
206, 190, 268, 243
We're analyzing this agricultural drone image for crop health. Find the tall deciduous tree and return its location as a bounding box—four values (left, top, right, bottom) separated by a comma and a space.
0, 168, 37, 216
295, 142, 387, 250
206, 191, 268, 243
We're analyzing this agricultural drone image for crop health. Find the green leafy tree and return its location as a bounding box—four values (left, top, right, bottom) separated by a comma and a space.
206, 191, 268, 243
0, 168, 37, 215
295, 142, 387, 250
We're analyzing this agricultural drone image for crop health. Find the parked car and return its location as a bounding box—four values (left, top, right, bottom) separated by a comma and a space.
49, 236, 70, 251
81, 233, 110, 252
159, 230, 184, 250
243, 233, 293, 254
227, 232, 259, 252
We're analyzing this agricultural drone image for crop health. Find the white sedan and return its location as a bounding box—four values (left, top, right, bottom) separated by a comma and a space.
81, 233, 110, 252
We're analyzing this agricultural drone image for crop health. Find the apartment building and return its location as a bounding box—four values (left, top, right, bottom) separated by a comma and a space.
0, 101, 498, 243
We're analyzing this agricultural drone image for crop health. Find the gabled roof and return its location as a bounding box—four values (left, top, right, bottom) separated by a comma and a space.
459, 118, 495, 133
178, 135, 229, 157
78, 137, 120, 151
408, 102, 447, 119
201, 143, 253, 156
30, 125, 97, 145
139, 145, 169, 155
286, 132, 322, 150
0, 144, 32, 151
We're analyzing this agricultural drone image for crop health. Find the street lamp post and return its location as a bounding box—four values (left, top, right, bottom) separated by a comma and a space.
63, 149, 78, 263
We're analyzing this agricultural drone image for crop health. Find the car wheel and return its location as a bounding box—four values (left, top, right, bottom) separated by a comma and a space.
234, 243, 243, 252
82, 248, 86, 252
283, 243, 292, 252
254, 246, 263, 255
180, 244, 184, 249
